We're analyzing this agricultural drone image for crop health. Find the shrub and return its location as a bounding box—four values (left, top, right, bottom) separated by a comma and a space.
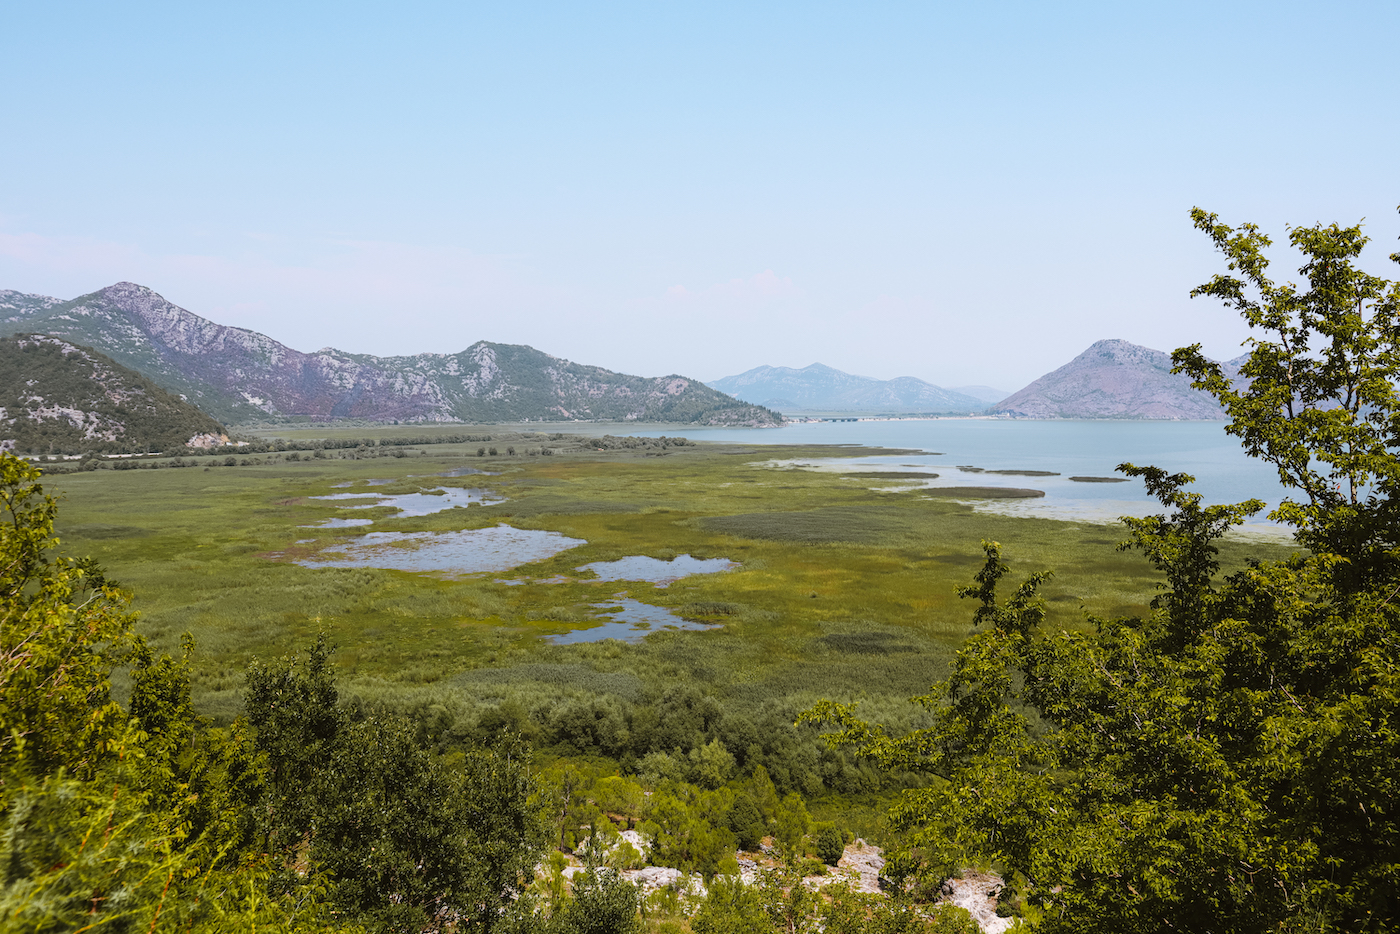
815, 824, 845, 865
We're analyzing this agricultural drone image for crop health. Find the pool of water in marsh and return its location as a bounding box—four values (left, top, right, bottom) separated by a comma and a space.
300, 517, 375, 529
294, 518, 735, 640
294, 525, 587, 576
309, 486, 505, 518
574, 554, 736, 587
550, 598, 717, 644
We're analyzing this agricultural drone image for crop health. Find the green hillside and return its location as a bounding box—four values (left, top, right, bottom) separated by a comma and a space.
0, 334, 226, 455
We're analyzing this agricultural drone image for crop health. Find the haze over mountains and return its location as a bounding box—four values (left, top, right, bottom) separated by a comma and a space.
715, 340, 1238, 420
0, 283, 779, 427
709, 363, 999, 413
990, 339, 1237, 419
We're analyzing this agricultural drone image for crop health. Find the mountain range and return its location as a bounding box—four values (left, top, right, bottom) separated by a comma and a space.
0, 334, 226, 454
0, 283, 779, 427
708, 363, 996, 413
990, 339, 1238, 419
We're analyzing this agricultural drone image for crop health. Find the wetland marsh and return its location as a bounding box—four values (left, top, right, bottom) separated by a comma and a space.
49, 428, 1294, 748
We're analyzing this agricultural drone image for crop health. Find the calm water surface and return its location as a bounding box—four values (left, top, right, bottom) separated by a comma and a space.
295, 526, 587, 576
633, 420, 1289, 532
576, 554, 736, 587
309, 487, 505, 518
550, 598, 717, 644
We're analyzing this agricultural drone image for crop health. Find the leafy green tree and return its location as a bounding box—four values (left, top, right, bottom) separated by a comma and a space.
548, 866, 641, 934
726, 794, 766, 851
0, 455, 134, 791
820, 880, 875, 934
814, 824, 845, 866
772, 793, 810, 853
126, 635, 265, 861
0, 453, 342, 931
592, 774, 646, 830
688, 737, 737, 789
243, 634, 343, 863
756, 854, 819, 934
541, 762, 596, 852
642, 785, 736, 876
742, 765, 781, 823
806, 210, 1400, 932
245, 639, 547, 932
691, 875, 776, 934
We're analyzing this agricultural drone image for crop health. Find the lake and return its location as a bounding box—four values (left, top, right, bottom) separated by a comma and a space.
630, 419, 1291, 534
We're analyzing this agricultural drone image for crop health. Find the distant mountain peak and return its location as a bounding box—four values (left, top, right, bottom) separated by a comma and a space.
992, 339, 1226, 419
709, 362, 987, 413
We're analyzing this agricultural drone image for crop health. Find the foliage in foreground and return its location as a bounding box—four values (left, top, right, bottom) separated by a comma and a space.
809, 209, 1400, 932
0, 452, 546, 932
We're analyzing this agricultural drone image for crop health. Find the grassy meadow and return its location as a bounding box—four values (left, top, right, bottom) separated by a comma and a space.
45, 428, 1296, 836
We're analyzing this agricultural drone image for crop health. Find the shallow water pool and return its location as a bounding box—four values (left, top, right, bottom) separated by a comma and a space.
549, 598, 718, 644
309, 486, 505, 519
295, 525, 586, 576
575, 554, 736, 587
300, 517, 375, 529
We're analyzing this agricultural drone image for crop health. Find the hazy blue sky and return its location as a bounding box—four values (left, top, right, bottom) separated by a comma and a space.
3, 2, 1397, 389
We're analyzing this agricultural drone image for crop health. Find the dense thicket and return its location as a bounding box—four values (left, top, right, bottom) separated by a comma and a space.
398, 680, 914, 801
811, 210, 1400, 932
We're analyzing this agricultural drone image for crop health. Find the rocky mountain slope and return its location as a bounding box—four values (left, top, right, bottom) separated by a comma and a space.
991, 339, 1233, 419
709, 363, 988, 413
0, 334, 226, 454
0, 283, 779, 426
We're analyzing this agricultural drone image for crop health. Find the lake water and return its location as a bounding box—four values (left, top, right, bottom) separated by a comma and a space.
631, 419, 1291, 533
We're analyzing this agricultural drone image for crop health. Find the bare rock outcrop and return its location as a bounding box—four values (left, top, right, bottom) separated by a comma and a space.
835, 838, 885, 893
941, 869, 1014, 934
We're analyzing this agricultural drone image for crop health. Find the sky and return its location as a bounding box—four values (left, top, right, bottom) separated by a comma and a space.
2, 1, 1398, 390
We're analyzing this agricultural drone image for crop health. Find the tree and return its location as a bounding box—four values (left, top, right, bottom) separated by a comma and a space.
691, 874, 775, 934
806, 209, 1400, 932
245, 639, 547, 933
0, 453, 339, 932
1178, 206, 1400, 589
0, 455, 135, 792
547, 866, 641, 934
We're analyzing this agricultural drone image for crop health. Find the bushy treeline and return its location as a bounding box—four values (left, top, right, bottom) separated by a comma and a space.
585, 435, 694, 451
30, 428, 715, 465
394, 683, 923, 802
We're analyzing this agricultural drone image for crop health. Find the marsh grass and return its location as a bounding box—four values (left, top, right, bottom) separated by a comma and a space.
48, 438, 1294, 753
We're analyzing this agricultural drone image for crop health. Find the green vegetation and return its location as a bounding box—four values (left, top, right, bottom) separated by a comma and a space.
0, 334, 225, 455
0, 455, 545, 931
808, 209, 1400, 931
